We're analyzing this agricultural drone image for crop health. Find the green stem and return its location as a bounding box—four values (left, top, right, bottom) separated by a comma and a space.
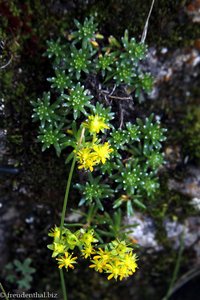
162, 231, 185, 300
64, 223, 84, 227
60, 156, 76, 237
60, 269, 67, 300
0, 283, 9, 300
86, 204, 97, 224
59, 155, 76, 300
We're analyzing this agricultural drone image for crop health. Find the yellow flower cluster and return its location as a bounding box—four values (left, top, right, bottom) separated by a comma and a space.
75, 114, 113, 171
47, 227, 98, 269
76, 142, 113, 171
81, 230, 98, 259
89, 240, 138, 281
47, 226, 81, 258
48, 227, 138, 280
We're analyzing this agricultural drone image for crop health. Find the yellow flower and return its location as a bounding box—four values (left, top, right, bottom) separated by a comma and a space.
110, 240, 132, 256
66, 233, 79, 250
89, 259, 105, 273
81, 244, 95, 258
76, 147, 98, 171
81, 230, 98, 245
123, 252, 138, 273
93, 248, 110, 265
93, 142, 113, 164
87, 239, 138, 281
117, 265, 133, 281
56, 252, 77, 270
106, 262, 121, 280
89, 248, 112, 274
48, 226, 61, 240
51, 242, 66, 257
83, 115, 109, 134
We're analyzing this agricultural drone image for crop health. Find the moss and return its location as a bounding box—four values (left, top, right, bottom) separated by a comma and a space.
181, 106, 200, 161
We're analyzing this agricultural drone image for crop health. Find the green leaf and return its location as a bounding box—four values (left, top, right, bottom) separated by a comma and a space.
17, 279, 31, 290
13, 259, 23, 271
65, 151, 75, 164
127, 201, 134, 217
133, 198, 146, 209
6, 274, 16, 283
